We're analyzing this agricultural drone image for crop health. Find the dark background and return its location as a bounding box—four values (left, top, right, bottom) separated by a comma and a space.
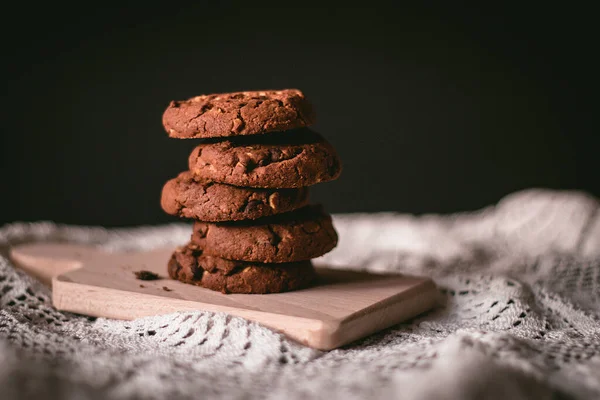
2, 4, 598, 227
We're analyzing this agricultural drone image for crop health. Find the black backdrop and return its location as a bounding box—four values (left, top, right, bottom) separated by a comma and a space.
2, 4, 598, 226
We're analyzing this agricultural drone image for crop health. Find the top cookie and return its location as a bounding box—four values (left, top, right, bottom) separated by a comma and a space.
162, 89, 315, 139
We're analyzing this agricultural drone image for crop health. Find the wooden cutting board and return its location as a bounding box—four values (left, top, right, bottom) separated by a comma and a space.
10, 243, 438, 350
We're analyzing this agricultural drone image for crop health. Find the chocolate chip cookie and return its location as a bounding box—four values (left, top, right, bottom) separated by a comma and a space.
168, 243, 316, 294
191, 205, 338, 263
161, 171, 309, 221
163, 89, 315, 139
188, 129, 342, 188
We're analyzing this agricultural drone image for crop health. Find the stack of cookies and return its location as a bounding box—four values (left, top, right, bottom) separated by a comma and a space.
160, 89, 341, 294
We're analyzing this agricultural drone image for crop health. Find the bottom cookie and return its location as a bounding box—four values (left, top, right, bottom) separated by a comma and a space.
168, 244, 317, 294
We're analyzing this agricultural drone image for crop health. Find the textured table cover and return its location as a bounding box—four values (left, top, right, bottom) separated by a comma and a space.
1, 189, 599, 400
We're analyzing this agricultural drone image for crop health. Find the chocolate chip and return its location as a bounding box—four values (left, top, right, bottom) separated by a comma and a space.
134, 270, 160, 281
195, 224, 209, 238
245, 200, 262, 212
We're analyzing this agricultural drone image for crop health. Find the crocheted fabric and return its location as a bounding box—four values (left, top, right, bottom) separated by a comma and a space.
1, 189, 599, 400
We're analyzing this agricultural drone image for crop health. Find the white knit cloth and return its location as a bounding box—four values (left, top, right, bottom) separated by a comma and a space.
1, 189, 599, 400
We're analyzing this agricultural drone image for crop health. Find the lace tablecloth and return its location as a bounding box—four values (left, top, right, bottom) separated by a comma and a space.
1, 189, 599, 399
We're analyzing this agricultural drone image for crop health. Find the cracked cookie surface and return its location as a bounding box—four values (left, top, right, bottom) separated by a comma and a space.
168, 243, 316, 294
161, 171, 309, 221
188, 129, 341, 188
191, 205, 338, 263
163, 89, 315, 139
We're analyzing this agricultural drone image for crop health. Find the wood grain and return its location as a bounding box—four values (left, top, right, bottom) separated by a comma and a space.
10, 243, 438, 350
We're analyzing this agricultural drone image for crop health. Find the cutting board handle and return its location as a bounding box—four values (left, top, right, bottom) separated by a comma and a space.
10, 243, 102, 287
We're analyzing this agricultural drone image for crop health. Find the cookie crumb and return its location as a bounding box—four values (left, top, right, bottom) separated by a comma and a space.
162, 286, 173, 292
134, 270, 160, 280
